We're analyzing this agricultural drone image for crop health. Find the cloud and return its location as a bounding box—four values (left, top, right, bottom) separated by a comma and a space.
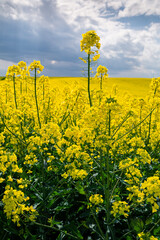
51, 60, 56, 64
0, 0, 160, 77
0, 0, 43, 21
55, 0, 160, 77
105, 0, 160, 17
56, 0, 108, 30
0, 59, 16, 74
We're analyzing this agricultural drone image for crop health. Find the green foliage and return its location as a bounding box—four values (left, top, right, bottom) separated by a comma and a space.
130, 218, 144, 233
0, 59, 159, 240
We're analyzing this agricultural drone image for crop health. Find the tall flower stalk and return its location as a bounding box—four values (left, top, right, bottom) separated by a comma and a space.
13, 73, 18, 109
80, 30, 101, 107
28, 60, 44, 128
96, 65, 108, 90
34, 67, 41, 129
18, 61, 28, 95
6, 65, 21, 109
87, 53, 92, 106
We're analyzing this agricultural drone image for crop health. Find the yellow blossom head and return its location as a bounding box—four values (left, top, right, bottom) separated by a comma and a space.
6, 65, 21, 77
28, 60, 44, 73
80, 30, 101, 62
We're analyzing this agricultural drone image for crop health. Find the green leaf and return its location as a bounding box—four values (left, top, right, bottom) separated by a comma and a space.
75, 182, 86, 195
145, 216, 153, 225
65, 222, 83, 239
77, 205, 85, 213
153, 226, 160, 235
130, 218, 144, 233
57, 232, 65, 240
126, 236, 133, 240
47, 198, 55, 208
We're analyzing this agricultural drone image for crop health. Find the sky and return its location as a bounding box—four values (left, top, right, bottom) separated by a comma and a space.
0, 0, 160, 78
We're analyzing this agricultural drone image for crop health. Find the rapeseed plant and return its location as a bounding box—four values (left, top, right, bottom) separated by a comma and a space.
80, 30, 100, 107
0, 32, 159, 239
95, 65, 108, 90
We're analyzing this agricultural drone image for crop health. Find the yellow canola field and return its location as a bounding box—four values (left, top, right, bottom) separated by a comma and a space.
0, 76, 151, 98
48, 77, 152, 98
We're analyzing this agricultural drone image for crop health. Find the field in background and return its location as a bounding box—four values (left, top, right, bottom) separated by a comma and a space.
49, 77, 152, 97
0, 76, 152, 98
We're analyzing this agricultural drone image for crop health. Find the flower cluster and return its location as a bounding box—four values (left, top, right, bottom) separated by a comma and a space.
111, 201, 130, 218
2, 185, 37, 226
89, 194, 103, 205
0, 58, 159, 239
28, 60, 44, 73
138, 232, 158, 240
6, 65, 21, 77
80, 30, 100, 61
96, 65, 108, 77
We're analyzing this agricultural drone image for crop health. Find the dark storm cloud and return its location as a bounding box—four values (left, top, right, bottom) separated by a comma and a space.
0, 2, 81, 76
0, 0, 160, 77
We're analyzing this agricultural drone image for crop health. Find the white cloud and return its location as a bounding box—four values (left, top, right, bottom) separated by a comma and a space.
56, 0, 160, 77
106, 0, 124, 11
1, 0, 160, 77
56, 0, 160, 25
0, 0, 42, 8
7, 0, 41, 7
51, 60, 56, 64
0, 0, 43, 21
56, 0, 107, 29
131, 23, 160, 75
0, 59, 16, 73
116, 0, 160, 17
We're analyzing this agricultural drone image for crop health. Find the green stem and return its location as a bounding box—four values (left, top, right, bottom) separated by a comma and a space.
106, 146, 110, 240
34, 68, 41, 128
100, 73, 102, 90
6, 87, 7, 104
20, 81, 22, 94
147, 111, 152, 144
43, 83, 45, 101
26, 81, 27, 94
105, 109, 111, 240
108, 109, 111, 136
85, 192, 105, 239
88, 53, 92, 107
13, 74, 18, 109
91, 208, 105, 239
139, 106, 142, 137
100, 151, 107, 207
33, 221, 79, 239
111, 106, 157, 145
111, 111, 132, 140
0, 112, 27, 145
58, 91, 81, 126
148, 218, 160, 233
42, 157, 47, 240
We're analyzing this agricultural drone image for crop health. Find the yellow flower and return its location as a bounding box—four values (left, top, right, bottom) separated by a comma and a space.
0, 177, 5, 183
93, 54, 100, 61
2, 185, 37, 226
79, 57, 87, 63
150, 236, 158, 240
89, 194, 103, 205
28, 60, 44, 73
61, 172, 69, 179
111, 201, 130, 218
7, 175, 13, 182
18, 61, 27, 70
6, 65, 21, 77
138, 232, 158, 240
80, 30, 101, 61
96, 65, 108, 76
